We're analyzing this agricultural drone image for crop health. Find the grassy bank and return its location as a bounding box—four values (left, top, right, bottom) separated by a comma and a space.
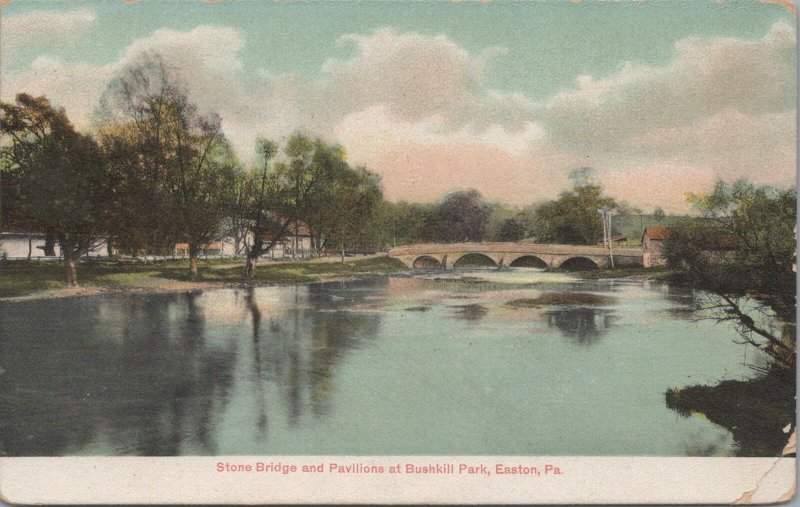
665, 367, 796, 457
0, 256, 406, 299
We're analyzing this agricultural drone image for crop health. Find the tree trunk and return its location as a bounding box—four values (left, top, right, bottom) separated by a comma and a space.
244, 236, 264, 281
63, 248, 78, 286
341, 242, 345, 264
27, 235, 32, 260
292, 225, 297, 259
188, 245, 199, 280
245, 254, 258, 280
43, 231, 56, 256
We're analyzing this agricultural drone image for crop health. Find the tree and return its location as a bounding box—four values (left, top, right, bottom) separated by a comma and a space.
99, 54, 238, 279
373, 201, 435, 247
663, 179, 796, 370
240, 138, 281, 280
322, 165, 383, 262
1, 94, 112, 285
223, 168, 257, 257
495, 218, 526, 242
239, 139, 297, 280
296, 136, 349, 256
533, 172, 617, 244
426, 189, 490, 243
653, 206, 665, 221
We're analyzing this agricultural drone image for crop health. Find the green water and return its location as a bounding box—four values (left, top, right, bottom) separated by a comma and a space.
0, 270, 766, 456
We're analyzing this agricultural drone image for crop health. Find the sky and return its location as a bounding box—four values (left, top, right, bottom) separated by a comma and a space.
0, 0, 796, 212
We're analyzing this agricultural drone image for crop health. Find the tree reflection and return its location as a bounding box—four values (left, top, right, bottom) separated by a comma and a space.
0, 293, 238, 456
244, 286, 262, 342
0, 281, 385, 456
255, 282, 382, 423
0, 298, 109, 456
545, 307, 616, 345
449, 304, 488, 321
244, 287, 269, 440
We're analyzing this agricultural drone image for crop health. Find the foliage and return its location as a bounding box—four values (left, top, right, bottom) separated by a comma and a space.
1, 94, 113, 285
423, 189, 490, 243
665, 366, 795, 456
98, 53, 239, 278
236, 137, 287, 278
533, 172, 618, 245
318, 165, 383, 259
663, 179, 797, 369
293, 135, 362, 253
494, 217, 527, 241
372, 201, 435, 247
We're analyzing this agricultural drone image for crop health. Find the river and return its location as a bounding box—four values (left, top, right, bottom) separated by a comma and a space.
0, 269, 768, 456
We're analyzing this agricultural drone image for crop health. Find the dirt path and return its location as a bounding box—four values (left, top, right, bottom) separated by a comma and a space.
211, 252, 388, 269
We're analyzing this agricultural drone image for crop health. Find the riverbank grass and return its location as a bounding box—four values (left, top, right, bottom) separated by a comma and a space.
0, 256, 406, 298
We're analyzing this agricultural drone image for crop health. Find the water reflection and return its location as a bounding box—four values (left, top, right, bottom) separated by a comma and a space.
0, 286, 382, 456
0, 274, 765, 457
449, 304, 488, 321
235, 283, 383, 426
0, 293, 239, 456
244, 286, 262, 342
545, 307, 616, 345
682, 429, 735, 457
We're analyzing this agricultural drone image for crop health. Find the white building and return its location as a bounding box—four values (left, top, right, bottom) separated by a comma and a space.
0, 232, 60, 258
173, 217, 314, 259
0, 232, 111, 259
263, 218, 313, 259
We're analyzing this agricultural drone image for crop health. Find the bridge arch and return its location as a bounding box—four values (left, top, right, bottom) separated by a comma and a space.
452, 253, 498, 269
413, 256, 442, 269
559, 256, 599, 271
509, 255, 548, 269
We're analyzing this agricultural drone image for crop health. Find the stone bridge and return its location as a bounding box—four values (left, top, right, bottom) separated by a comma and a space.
388, 242, 643, 270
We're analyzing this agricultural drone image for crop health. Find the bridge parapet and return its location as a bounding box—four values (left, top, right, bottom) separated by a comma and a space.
389, 242, 642, 257
388, 242, 643, 270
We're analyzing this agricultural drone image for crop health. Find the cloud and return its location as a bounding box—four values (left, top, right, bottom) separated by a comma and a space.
1, 20, 795, 210
333, 105, 557, 203
319, 28, 526, 129
2, 24, 246, 131
540, 21, 795, 158
2, 56, 114, 130
627, 108, 795, 185
1, 8, 97, 64
531, 21, 796, 209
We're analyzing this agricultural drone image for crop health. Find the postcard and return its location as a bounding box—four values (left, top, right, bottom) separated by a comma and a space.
0, 0, 796, 504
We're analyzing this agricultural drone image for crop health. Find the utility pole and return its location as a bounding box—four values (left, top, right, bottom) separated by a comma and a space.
598, 207, 615, 268
607, 209, 615, 268
598, 209, 607, 247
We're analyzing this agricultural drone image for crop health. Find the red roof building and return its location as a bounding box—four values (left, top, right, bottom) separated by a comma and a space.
642, 226, 673, 268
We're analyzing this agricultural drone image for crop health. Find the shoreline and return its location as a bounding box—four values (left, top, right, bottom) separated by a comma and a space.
0, 256, 407, 302
0, 272, 403, 303
666, 367, 796, 457
0, 260, 678, 303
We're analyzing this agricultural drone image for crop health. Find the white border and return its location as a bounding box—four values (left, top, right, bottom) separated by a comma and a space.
0, 456, 795, 504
